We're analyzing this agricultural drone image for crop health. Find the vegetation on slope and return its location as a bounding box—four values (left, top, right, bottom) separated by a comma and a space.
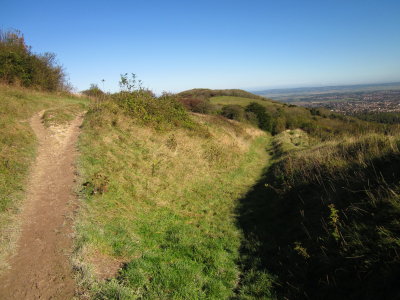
74, 90, 271, 299
210, 94, 391, 138
354, 111, 400, 125
176, 89, 276, 115
177, 88, 391, 138
0, 85, 87, 270
237, 131, 400, 299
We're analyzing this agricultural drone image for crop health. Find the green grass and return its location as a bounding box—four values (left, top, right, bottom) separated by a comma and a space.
74, 98, 272, 299
0, 84, 88, 270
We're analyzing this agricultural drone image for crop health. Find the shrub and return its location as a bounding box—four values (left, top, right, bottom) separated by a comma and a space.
86, 74, 198, 131
91, 91, 196, 131
220, 104, 245, 121
178, 96, 216, 114
272, 117, 286, 135
245, 102, 273, 132
245, 111, 258, 126
81, 84, 106, 98
0, 29, 68, 91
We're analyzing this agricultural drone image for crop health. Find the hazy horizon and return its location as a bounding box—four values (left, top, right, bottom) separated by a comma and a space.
248, 81, 400, 93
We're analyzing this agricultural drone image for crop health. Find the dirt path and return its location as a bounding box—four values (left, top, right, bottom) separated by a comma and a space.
0, 111, 84, 299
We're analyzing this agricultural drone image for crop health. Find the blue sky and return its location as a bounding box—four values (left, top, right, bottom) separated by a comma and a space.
1, 0, 400, 93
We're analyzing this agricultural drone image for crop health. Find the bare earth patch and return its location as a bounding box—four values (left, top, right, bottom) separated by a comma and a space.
0, 110, 84, 299
85, 248, 127, 281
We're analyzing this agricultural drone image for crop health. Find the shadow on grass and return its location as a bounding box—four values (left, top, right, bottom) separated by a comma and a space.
235, 154, 400, 300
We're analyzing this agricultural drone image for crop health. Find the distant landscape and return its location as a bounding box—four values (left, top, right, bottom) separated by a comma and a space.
254, 83, 400, 114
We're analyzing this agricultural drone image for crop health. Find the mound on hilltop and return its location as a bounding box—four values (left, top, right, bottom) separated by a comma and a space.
177, 88, 268, 101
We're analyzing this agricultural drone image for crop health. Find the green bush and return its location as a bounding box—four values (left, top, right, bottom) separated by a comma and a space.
178, 96, 216, 114
245, 111, 258, 126
0, 30, 68, 91
271, 117, 286, 135
245, 102, 273, 132
81, 84, 105, 98
221, 104, 245, 121
90, 90, 197, 132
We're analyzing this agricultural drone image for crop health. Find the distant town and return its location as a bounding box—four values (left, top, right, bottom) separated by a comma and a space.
255, 83, 400, 115
296, 90, 400, 114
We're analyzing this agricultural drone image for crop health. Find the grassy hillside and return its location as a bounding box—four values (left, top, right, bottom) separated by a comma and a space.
210, 94, 391, 138
178, 89, 391, 139
74, 92, 272, 299
0, 85, 87, 270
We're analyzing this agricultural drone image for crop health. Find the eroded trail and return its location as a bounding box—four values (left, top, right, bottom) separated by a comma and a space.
0, 111, 84, 299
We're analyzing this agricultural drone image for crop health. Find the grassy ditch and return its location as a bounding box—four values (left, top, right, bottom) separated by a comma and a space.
0, 85, 88, 270
74, 93, 272, 299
